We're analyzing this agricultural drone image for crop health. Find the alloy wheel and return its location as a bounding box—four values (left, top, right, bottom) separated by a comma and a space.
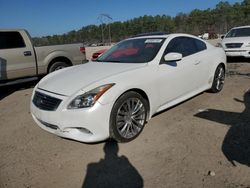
116, 98, 146, 139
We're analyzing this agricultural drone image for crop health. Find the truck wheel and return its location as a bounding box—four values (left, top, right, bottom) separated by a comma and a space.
49, 62, 69, 73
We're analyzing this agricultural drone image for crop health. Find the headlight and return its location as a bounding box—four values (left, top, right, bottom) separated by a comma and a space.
245, 42, 250, 47
67, 84, 115, 109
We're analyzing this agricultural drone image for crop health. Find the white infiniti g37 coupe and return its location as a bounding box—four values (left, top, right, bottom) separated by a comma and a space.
31, 33, 226, 143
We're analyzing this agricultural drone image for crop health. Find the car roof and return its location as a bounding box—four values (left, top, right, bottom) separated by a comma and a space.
127, 33, 213, 48
0, 29, 25, 32
133, 32, 168, 37
130, 33, 200, 40
231, 25, 250, 30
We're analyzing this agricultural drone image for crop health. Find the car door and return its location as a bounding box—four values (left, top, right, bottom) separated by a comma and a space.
191, 38, 211, 87
0, 31, 36, 81
157, 36, 203, 106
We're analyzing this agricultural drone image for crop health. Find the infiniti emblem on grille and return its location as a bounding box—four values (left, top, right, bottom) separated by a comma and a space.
37, 98, 44, 105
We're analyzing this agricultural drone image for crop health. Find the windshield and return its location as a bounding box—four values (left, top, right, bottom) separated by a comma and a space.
97, 38, 165, 63
226, 28, 250, 38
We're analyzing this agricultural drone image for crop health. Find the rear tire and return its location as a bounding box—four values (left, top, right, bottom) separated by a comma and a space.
49, 62, 69, 73
210, 64, 225, 93
110, 91, 148, 143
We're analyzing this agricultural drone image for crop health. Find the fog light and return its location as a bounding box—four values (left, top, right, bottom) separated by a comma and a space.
76, 127, 93, 134
63, 127, 93, 135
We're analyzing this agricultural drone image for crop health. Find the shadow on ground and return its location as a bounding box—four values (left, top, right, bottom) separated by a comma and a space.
0, 80, 38, 101
195, 90, 250, 167
82, 140, 143, 188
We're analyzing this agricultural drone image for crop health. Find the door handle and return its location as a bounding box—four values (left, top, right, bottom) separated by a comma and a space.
194, 60, 201, 65
23, 51, 32, 56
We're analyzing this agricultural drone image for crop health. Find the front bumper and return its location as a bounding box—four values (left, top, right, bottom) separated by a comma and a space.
30, 89, 112, 143
224, 48, 250, 57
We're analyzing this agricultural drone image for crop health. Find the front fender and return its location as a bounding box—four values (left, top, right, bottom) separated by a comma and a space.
97, 80, 160, 119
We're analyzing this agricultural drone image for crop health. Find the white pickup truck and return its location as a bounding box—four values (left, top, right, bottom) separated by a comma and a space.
0, 29, 87, 86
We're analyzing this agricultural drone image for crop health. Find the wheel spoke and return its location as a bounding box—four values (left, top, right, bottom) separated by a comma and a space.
118, 110, 126, 116
123, 102, 129, 112
216, 79, 221, 90
117, 121, 126, 129
131, 118, 143, 128
132, 116, 144, 121
133, 109, 145, 118
130, 122, 139, 135
123, 123, 131, 138
132, 101, 143, 115
120, 122, 128, 134
116, 115, 125, 122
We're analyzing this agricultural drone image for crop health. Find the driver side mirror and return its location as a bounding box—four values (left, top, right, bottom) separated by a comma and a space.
221, 35, 225, 39
164, 52, 182, 62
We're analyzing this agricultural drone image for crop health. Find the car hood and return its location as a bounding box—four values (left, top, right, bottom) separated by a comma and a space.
222, 37, 250, 44
38, 62, 146, 96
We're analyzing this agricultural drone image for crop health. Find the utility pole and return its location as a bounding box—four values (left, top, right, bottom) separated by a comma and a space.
98, 14, 113, 45
97, 15, 105, 44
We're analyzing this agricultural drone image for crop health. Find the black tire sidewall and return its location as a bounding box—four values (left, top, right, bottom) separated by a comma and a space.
109, 91, 148, 143
49, 62, 69, 73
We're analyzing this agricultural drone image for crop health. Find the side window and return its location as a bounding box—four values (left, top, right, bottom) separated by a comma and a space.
0, 32, 26, 50
194, 39, 207, 52
164, 37, 183, 55
164, 37, 204, 58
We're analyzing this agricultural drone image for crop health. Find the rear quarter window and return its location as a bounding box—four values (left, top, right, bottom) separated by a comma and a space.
0, 32, 26, 49
194, 39, 207, 52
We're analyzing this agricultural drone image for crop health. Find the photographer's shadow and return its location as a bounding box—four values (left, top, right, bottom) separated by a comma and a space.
82, 140, 143, 188
195, 91, 250, 167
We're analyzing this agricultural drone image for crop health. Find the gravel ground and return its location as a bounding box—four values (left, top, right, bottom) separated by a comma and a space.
0, 60, 249, 188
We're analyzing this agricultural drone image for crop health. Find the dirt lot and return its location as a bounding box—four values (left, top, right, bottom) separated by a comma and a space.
0, 60, 250, 188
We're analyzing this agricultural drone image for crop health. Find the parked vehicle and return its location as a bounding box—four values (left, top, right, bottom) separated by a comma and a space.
198, 32, 218, 40
220, 25, 250, 57
91, 49, 107, 61
199, 33, 209, 40
31, 33, 226, 143
0, 29, 87, 86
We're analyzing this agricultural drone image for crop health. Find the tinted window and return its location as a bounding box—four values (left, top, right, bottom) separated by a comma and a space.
0, 32, 25, 49
164, 37, 206, 58
194, 38, 207, 52
226, 28, 250, 38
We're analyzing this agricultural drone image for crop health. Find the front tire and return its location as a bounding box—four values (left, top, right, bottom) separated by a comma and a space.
110, 91, 148, 143
210, 64, 225, 93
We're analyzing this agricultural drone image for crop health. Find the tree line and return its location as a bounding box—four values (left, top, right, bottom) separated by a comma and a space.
32, 0, 250, 46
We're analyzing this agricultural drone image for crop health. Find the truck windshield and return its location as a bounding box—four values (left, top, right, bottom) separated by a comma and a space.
97, 38, 165, 63
226, 28, 250, 38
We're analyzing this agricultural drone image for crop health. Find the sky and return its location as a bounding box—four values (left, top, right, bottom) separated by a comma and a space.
0, 0, 243, 37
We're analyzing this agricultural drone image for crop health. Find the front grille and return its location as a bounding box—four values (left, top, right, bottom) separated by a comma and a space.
33, 91, 62, 111
225, 43, 243, 48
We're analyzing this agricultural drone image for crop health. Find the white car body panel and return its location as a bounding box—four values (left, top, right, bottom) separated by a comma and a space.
38, 62, 146, 96
31, 33, 226, 143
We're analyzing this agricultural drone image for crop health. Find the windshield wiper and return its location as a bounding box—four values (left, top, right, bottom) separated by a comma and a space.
107, 60, 121, 63
96, 59, 104, 62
